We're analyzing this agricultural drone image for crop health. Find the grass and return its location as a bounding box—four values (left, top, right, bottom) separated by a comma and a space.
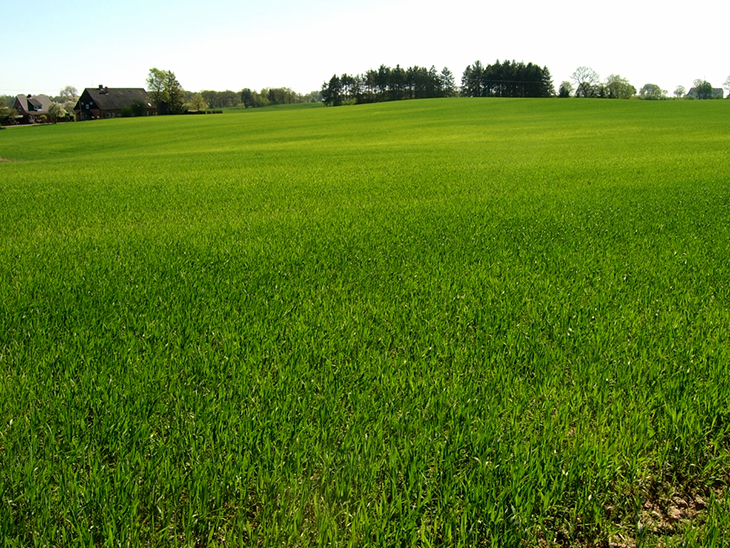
1, 98, 729, 546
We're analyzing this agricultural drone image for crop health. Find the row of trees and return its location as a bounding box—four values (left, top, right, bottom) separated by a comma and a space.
3, 66, 727, 125
561, 68, 637, 98
320, 60, 556, 106
146, 68, 186, 114
240, 87, 320, 108
561, 67, 729, 100
189, 88, 321, 110
146, 69, 321, 112
321, 63, 730, 106
461, 60, 554, 98
321, 65, 458, 106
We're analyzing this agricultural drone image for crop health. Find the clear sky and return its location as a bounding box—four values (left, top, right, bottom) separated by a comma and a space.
2, 0, 727, 97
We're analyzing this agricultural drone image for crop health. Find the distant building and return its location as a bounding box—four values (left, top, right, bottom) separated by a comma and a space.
687, 86, 725, 99
13, 94, 52, 124
74, 86, 156, 120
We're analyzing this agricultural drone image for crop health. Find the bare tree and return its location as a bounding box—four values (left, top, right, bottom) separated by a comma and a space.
59, 86, 78, 100
571, 67, 599, 97
558, 81, 573, 98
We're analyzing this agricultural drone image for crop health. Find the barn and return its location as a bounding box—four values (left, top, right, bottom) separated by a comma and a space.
74, 86, 156, 120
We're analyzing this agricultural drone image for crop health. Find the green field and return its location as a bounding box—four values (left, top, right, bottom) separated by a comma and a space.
1, 98, 729, 546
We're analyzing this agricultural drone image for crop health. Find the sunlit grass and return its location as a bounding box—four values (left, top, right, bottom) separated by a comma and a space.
1, 98, 729, 546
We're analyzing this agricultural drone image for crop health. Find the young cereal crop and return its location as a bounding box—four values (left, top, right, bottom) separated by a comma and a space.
1, 98, 729, 546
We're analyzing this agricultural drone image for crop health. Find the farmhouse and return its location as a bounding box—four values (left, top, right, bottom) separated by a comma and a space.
687, 86, 725, 99
74, 86, 156, 120
13, 94, 52, 124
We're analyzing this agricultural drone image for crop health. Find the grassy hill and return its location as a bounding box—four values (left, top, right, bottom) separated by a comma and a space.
1, 98, 729, 546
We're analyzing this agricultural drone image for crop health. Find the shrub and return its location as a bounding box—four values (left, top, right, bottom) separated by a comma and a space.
122, 100, 148, 117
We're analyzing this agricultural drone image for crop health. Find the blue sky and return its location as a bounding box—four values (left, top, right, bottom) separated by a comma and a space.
2, 0, 727, 97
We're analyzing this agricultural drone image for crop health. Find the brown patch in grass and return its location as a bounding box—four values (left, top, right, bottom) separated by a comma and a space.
607, 488, 722, 547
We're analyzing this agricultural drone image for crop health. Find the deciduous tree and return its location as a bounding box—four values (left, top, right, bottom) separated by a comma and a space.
164, 71, 185, 114
0, 103, 16, 125
571, 67, 599, 97
558, 81, 573, 98
146, 68, 186, 113
188, 92, 208, 111
47, 102, 66, 123
691, 79, 713, 99
146, 68, 167, 107
59, 86, 78, 101
639, 83, 665, 100
604, 74, 635, 99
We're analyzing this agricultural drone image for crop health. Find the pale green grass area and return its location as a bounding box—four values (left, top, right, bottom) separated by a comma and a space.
1, 99, 729, 546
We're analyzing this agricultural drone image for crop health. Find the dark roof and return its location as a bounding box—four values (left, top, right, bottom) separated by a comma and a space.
14, 94, 52, 115
79, 88, 152, 110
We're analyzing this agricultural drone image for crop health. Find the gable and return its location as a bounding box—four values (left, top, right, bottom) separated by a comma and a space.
13, 96, 28, 114
75, 89, 100, 111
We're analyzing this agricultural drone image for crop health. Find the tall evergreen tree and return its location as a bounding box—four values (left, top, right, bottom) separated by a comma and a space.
461, 61, 485, 97
376, 65, 391, 99
540, 66, 555, 97
440, 67, 457, 97
322, 75, 343, 106
364, 69, 379, 102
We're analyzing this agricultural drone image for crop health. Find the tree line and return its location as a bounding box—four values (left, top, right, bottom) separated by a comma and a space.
561, 68, 729, 100
3, 65, 728, 126
321, 61, 553, 105
461, 60, 554, 98
322, 62, 730, 106
321, 65, 458, 106
239, 88, 321, 108
145, 68, 322, 112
